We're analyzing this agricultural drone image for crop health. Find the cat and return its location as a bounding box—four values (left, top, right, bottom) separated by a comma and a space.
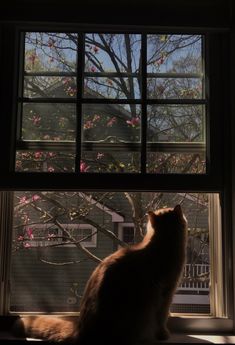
13, 204, 187, 344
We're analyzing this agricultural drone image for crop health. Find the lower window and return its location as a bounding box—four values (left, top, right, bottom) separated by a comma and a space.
9, 191, 221, 315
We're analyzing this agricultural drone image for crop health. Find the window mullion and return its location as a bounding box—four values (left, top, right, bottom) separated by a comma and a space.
75, 32, 85, 173
141, 33, 147, 174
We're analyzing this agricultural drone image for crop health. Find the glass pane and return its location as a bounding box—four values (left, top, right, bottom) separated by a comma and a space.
11, 191, 212, 314
84, 77, 140, 99
147, 77, 202, 99
15, 151, 75, 172
82, 104, 141, 142
81, 152, 140, 173
25, 32, 78, 72
147, 34, 202, 74
85, 33, 141, 73
147, 105, 205, 142
21, 103, 76, 141
147, 152, 206, 174
24, 77, 77, 98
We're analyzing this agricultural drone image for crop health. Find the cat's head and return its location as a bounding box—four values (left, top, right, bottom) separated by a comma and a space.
147, 205, 187, 236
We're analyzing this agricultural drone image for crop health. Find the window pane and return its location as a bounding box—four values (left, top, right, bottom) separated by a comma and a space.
147, 152, 206, 174
84, 77, 140, 99
147, 34, 202, 74
147, 77, 203, 99
10, 191, 212, 314
81, 151, 140, 173
25, 32, 78, 73
82, 104, 141, 142
24, 77, 77, 98
15, 151, 75, 172
21, 103, 76, 141
85, 33, 141, 74
147, 105, 205, 142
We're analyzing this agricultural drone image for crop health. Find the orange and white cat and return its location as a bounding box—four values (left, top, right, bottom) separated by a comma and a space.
14, 205, 187, 344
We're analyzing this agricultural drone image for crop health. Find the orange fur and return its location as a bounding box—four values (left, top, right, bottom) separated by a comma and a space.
15, 205, 187, 344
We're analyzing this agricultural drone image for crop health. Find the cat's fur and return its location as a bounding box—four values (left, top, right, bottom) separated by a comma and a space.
14, 205, 187, 344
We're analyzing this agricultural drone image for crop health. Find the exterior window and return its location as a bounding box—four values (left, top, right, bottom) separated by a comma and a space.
15, 32, 206, 174
14, 224, 97, 248
118, 223, 135, 244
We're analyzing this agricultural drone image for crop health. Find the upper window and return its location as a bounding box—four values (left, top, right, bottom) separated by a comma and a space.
15, 32, 206, 174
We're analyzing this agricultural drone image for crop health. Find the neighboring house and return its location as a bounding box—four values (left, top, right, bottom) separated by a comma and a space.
10, 192, 210, 314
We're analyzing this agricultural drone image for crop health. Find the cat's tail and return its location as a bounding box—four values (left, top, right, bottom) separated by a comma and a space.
12, 315, 79, 342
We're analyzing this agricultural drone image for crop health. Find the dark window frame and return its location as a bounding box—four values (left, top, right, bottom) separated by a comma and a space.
0, 24, 228, 191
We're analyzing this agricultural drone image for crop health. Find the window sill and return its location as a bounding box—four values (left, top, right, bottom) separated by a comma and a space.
0, 332, 235, 344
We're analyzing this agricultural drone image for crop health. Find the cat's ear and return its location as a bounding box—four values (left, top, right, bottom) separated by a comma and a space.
174, 204, 183, 217
148, 211, 157, 227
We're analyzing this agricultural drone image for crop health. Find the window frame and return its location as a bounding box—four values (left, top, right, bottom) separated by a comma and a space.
0, 22, 233, 335
21, 223, 97, 248
0, 24, 227, 191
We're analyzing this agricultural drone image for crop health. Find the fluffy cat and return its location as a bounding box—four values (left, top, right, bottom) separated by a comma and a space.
14, 205, 187, 344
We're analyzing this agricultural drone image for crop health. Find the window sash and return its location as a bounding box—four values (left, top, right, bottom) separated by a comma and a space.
15, 30, 207, 176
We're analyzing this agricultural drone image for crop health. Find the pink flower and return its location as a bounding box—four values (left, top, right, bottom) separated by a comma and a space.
32, 194, 41, 202
48, 166, 55, 172
32, 115, 41, 125
84, 120, 94, 129
26, 228, 34, 240
107, 117, 117, 127
93, 46, 99, 53
34, 151, 43, 159
24, 242, 31, 248
80, 161, 89, 173
17, 235, 24, 241
19, 196, 27, 204
48, 37, 56, 48
126, 117, 140, 127
28, 52, 37, 66
97, 153, 104, 160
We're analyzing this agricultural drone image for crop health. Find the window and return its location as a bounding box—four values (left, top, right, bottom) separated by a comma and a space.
15, 32, 206, 175
118, 223, 135, 245
14, 224, 97, 248
9, 191, 218, 316
0, 21, 232, 335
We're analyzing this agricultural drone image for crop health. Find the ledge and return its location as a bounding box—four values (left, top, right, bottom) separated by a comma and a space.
1, 333, 235, 344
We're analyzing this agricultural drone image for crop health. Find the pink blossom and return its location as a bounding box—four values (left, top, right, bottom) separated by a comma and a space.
80, 161, 89, 173
93, 114, 101, 122
34, 151, 43, 159
84, 120, 94, 129
107, 117, 117, 127
93, 46, 99, 54
48, 37, 56, 48
17, 235, 24, 241
126, 117, 140, 127
28, 52, 37, 66
19, 196, 27, 204
48, 166, 55, 172
155, 57, 165, 66
32, 115, 41, 125
24, 242, 31, 248
97, 153, 104, 160
26, 228, 34, 240
32, 194, 41, 202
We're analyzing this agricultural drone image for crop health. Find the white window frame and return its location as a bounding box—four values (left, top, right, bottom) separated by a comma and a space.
23, 223, 97, 248
118, 222, 135, 245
